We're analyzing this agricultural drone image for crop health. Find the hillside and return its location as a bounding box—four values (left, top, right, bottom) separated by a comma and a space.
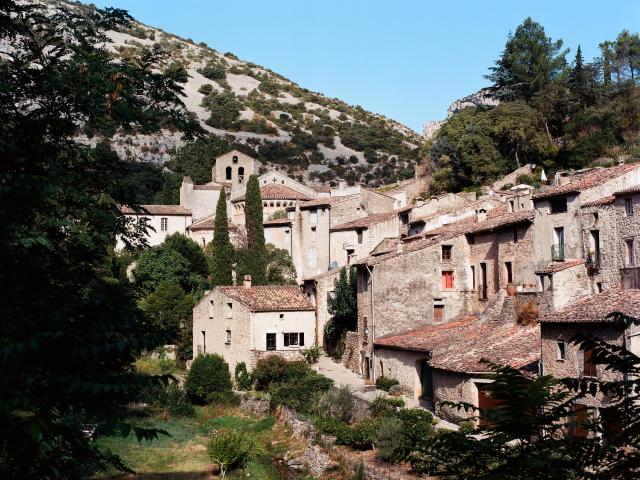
56, 0, 422, 188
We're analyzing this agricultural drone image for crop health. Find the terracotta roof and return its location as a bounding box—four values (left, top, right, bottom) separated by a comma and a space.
193, 183, 223, 191
218, 285, 314, 312
535, 259, 586, 274
539, 289, 640, 324
370, 238, 399, 256
614, 184, 640, 196
532, 164, 637, 200
289, 195, 359, 210
187, 217, 240, 232
581, 196, 615, 208
375, 317, 540, 374
425, 207, 533, 237
330, 211, 399, 232
233, 183, 311, 202
120, 204, 192, 216
264, 217, 292, 226
312, 185, 331, 193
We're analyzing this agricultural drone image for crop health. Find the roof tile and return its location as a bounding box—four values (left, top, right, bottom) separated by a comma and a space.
532, 164, 636, 200
539, 288, 640, 323
218, 285, 313, 312
120, 204, 192, 216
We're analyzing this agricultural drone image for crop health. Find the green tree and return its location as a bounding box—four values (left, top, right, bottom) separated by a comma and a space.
265, 243, 297, 285
210, 189, 234, 287
325, 267, 357, 344
140, 281, 194, 342
133, 245, 208, 295
0, 2, 200, 476
238, 175, 267, 285
568, 45, 590, 110
487, 17, 568, 101
163, 232, 209, 278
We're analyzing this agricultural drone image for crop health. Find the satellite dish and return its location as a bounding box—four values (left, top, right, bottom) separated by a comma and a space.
330, 261, 338, 269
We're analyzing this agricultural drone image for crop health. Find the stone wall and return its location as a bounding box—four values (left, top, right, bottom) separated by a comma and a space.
341, 331, 360, 373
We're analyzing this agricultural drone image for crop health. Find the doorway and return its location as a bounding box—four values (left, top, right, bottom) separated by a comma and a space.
480, 263, 488, 300
418, 359, 434, 401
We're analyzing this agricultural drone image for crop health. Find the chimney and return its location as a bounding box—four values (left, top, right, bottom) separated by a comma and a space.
477, 208, 487, 222
396, 241, 404, 253
243, 275, 252, 288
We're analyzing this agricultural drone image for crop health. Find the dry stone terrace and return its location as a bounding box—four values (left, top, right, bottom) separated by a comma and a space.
177, 155, 640, 426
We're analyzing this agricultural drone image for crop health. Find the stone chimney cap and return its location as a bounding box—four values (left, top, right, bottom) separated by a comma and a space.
243, 275, 252, 288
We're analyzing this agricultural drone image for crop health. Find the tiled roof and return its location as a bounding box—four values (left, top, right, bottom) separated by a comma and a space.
295, 195, 359, 209
581, 196, 615, 208
187, 217, 240, 232
233, 184, 311, 202
535, 259, 586, 274
264, 217, 292, 226
424, 207, 533, 237
614, 184, 640, 196
370, 238, 398, 256
218, 285, 314, 312
375, 317, 540, 374
193, 183, 223, 191
330, 211, 399, 232
532, 164, 636, 200
120, 204, 192, 216
312, 185, 331, 193
539, 288, 640, 324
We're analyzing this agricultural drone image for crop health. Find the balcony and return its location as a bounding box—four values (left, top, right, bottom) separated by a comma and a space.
586, 251, 600, 271
551, 244, 565, 262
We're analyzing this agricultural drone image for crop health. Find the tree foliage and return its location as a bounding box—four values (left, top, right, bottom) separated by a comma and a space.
265, 243, 297, 285
140, 281, 194, 343
210, 189, 234, 287
325, 267, 357, 343
0, 1, 200, 476
238, 175, 267, 285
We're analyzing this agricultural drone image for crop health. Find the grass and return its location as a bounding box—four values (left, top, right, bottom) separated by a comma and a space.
94, 405, 303, 479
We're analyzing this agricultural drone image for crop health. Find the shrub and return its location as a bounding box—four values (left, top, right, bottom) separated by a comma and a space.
252, 355, 288, 391
500, 182, 514, 191
388, 384, 404, 396
234, 362, 252, 390
198, 83, 213, 95
269, 371, 333, 413
206, 390, 241, 407
369, 395, 405, 418
198, 62, 226, 81
349, 418, 381, 450
140, 382, 195, 418
185, 354, 232, 404
395, 408, 436, 454
315, 417, 353, 445
516, 299, 540, 325
375, 376, 400, 392
374, 417, 404, 462
317, 385, 353, 423
207, 428, 258, 476
301, 345, 321, 364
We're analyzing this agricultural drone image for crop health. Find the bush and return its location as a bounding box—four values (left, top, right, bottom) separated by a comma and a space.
369, 395, 405, 418
252, 356, 310, 390
234, 362, 252, 390
185, 354, 232, 404
374, 417, 404, 462
349, 418, 381, 450
140, 382, 195, 418
375, 376, 400, 392
301, 345, 321, 364
315, 417, 353, 445
388, 384, 404, 396
198, 83, 213, 95
198, 62, 226, 81
317, 385, 353, 423
269, 371, 333, 413
395, 408, 436, 454
207, 428, 258, 476
206, 390, 241, 407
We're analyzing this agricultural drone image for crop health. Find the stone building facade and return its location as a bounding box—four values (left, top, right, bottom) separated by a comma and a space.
192, 278, 315, 372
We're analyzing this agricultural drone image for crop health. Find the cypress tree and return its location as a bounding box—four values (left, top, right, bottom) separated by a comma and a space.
241, 174, 267, 284
210, 188, 234, 286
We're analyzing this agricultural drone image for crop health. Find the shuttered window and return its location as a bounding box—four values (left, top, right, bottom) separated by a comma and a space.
283, 332, 305, 347
441, 271, 454, 289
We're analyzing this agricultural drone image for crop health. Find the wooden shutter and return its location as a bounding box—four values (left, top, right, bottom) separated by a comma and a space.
299, 333, 304, 346
583, 349, 597, 377
283, 333, 290, 347
434, 305, 444, 322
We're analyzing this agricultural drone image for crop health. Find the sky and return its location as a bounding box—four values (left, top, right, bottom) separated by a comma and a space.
92, 0, 639, 132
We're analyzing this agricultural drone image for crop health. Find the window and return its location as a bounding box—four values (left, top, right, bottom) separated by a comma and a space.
626, 198, 634, 216
160, 217, 168, 231
283, 332, 304, 347
512, 228, 518, 243
468, 234, 475, 244
626, 239, 635, 266
225, 329, 231, 345
357, 229, 363, 244
593, 212, 598, 222
279, 313, 284, 319
583, 348, 597, 377
441, 271, 454, 289
266, 333, 276, 351
238, 166, 245, 183
363, 317, 369, 342
471, 265, 476, 289
201, 331, 206, 355
569, 404, 592, 439
505, 262, 513, 284
508, 199, 515, 212
310, 208, 318, 225
597, 282, 603, 293
225, 166, 232, 180
232, 155, 238, 164
433, 302, 445, 322
441, 245, 452, 262
550, 196, 568, 213
557, 340, 566, 361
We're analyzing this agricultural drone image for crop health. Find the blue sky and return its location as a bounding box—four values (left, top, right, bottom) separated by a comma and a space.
93, 0, 639, 132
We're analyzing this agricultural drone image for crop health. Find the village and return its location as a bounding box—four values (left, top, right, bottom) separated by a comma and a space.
120, 149, 640, 435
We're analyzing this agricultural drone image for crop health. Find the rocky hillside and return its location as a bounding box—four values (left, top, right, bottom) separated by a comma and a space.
57, 1, 422, 187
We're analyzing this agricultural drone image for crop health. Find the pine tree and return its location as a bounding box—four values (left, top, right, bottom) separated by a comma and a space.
241, 174, 267, 284
324, 267, 358, 343
568, 45, 589, 109
210, 189, 234, 286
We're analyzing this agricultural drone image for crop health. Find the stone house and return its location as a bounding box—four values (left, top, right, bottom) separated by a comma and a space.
263, 217, 293, 254
192, 277, 315, 372
539, 288, 640, 437
374, 298, 540, 423
116, 205, 192, 249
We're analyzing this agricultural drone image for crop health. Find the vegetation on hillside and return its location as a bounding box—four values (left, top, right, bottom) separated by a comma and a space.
427, 18, 640, 194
